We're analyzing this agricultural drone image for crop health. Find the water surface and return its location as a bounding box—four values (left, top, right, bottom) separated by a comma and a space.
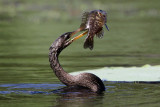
0, 83, 160, 107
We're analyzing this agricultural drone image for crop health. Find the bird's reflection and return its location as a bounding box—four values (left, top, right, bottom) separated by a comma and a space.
51, 86, 104, 107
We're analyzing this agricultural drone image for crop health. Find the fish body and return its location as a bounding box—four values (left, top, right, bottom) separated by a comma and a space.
80, 10, 108, 50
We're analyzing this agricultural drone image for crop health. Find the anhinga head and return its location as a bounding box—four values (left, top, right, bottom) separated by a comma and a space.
50, 31, 88, 55
58, 32, 73, 48
49, 32, 74, 56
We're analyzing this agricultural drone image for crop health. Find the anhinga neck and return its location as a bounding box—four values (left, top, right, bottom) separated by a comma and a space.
49, 46, 75, 86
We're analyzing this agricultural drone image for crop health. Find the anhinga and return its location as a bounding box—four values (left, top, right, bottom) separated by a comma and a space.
49, 31, 105, 93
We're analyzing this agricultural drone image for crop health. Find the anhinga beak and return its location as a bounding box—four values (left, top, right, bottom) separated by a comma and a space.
65, 30, 88, 47
70, 28, 82, 38
105, 24, 109, 31
71, 30, 88, 42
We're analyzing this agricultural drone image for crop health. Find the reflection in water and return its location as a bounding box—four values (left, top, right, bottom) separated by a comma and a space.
0, 83, 105, 107
0, 83, 160, 107
51, 86, 104, 107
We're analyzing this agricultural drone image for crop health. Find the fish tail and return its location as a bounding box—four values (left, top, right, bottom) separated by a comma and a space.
84, 36, 94, 50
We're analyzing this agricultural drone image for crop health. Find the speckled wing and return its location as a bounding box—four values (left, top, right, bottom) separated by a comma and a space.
80, 12, 89, 30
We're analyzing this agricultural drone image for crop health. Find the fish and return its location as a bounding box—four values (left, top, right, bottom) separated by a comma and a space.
79, 10, 109, 50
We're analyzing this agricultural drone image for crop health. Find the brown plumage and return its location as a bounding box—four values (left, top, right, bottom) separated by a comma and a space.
49, 32, 105, 93
79, 10, 109, 50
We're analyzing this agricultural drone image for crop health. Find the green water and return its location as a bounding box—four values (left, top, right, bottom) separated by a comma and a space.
0, 0, 160, 107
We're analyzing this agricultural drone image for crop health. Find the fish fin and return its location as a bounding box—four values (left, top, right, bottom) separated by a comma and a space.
96, 28, 104, 38
84, 36, 94, 50
105, 24, 109, 31
80, 12, 89, 30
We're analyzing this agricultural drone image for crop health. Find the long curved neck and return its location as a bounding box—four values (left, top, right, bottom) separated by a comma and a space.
49, 46, 75, 86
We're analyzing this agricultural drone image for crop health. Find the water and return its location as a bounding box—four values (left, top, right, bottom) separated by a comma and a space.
0, 0, 160, 107
0, 83, 160, 107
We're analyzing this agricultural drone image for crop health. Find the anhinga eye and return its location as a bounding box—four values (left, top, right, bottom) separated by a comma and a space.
64, 33, 71, 40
